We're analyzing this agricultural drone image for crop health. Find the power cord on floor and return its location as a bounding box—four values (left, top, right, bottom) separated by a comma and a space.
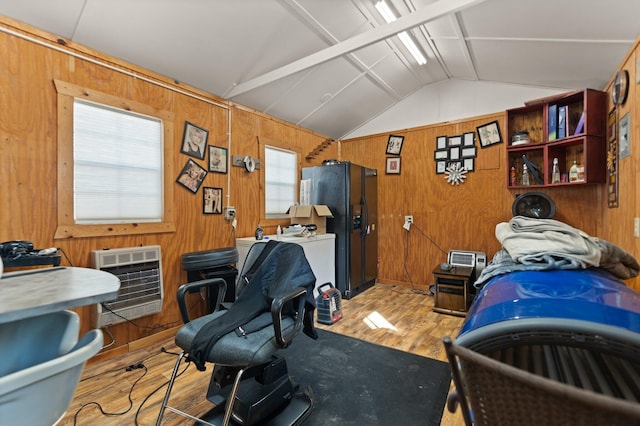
72, 346, 188, 425
73, 363, 148, 425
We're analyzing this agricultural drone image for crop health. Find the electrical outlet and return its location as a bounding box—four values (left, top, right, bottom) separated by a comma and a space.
404, 215, 413, 224
224, 206, 236, 220
635, 217, 640, 238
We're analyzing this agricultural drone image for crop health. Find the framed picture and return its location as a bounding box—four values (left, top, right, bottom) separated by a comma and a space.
436, 161, 446, 174
209, 146, 228, 174
463, 158, 475, 172
448, 135, 462, 146
386, 135, 404, 155
463, 132, 475, 146
449, 146, 461, 161
477, 121, 502, 148
176, 159, 207, 193
608, 108, 617, 143
619, 111, 631, 159
436, 136, 447, 150
181, 121, 208, 160
203, 187, 223, 214
434, 149, 448, 161
386, 157, 401, 174
461, 146, 477, 158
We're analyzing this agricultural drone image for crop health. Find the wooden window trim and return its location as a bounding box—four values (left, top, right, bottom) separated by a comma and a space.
53, 79, 176, 239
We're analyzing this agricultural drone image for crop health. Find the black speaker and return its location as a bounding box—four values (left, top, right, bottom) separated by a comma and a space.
512, 192, 556, 219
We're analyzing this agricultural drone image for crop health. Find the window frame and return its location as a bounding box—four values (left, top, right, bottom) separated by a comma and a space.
54, 79, 176, 239
258, 137, 302, 225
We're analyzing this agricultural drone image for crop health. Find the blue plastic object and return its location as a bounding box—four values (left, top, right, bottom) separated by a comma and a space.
0, 312, 103, 425
457, 268, 640, 347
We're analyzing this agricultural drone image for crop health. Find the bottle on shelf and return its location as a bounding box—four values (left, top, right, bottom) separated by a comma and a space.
255, 223, 264, 240
522, 163, 530, 186
276, 225, 282, 241
551, 158, 561, 184
576, 163, 585, 182
569, 161, 579, 182
510, 166, 517, 186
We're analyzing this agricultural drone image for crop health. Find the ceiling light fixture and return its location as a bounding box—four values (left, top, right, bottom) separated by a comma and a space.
374, 0, 427, 65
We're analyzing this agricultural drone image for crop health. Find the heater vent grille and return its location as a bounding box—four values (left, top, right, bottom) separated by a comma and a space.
91, 246, 163, 328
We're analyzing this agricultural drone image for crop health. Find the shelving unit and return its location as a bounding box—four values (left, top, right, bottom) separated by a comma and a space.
506, 89, 607, 188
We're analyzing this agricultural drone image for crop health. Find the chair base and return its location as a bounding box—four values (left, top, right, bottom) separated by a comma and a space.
200, 357, 312, 426
196, 388, 312, 426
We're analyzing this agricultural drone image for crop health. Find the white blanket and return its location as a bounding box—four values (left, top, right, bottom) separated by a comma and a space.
495, 216, 601, 268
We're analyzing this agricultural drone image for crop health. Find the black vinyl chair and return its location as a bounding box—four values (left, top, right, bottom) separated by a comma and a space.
443, 336, 640, 426
156, 241, 317, 426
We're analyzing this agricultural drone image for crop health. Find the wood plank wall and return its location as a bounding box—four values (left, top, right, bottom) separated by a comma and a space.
1, 17, 638, 359
601, 36, 640, 292
340, 116, 606, 292
0, 17, 334, 357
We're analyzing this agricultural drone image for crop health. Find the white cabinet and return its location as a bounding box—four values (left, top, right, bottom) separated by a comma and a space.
236, 234, 336, 297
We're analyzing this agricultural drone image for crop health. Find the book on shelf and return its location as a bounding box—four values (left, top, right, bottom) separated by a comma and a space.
574, 110, 586, 135
548, 104, 557, 141
558, 105, 567, 139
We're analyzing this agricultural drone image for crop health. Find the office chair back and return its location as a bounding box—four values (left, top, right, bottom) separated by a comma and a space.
443, 337, 640, 426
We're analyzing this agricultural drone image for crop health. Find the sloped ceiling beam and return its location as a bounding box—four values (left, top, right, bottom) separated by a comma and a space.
226, 0, 488, 98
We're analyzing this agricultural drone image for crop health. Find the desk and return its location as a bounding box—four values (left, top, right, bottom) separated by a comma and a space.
0, 267, 120, 324
236, 234, 336, 297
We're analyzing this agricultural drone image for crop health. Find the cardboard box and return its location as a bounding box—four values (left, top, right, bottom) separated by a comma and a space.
287, 205, 333, 234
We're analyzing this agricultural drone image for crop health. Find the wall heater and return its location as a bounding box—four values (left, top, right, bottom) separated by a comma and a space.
91, 245, 163, 328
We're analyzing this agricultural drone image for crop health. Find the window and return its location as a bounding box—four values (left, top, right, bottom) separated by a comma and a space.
54, 80, 175, 238
264, 145, 298, 218
73, 100, 163, 224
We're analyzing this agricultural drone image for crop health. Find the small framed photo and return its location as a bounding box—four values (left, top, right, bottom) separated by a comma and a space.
477, 120, 502, 148
436, 161, 446, 174
448, 135, 462, 146
461, 146, 477, 158
181, 121, 209, 160
436, 136, 447, 150
434, 149, 448, 161
209, 146, 228, 174
386, 157, 401, 174
463, 158, 475, 172
386, 135, 404, 155
463, 132, 475, 146
176, 159, 207, 193
449, 146, 461, 161
203, 187, 223, 214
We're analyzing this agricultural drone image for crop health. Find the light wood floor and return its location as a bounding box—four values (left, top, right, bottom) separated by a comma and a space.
59, 283, 466, 425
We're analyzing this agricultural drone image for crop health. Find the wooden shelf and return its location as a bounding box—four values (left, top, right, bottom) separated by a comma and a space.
506, 89, 607, 188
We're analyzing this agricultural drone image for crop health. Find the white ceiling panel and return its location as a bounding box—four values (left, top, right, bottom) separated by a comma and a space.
470, 39, 632, 89
1, 0, 639, 139
300, 76, 398, 139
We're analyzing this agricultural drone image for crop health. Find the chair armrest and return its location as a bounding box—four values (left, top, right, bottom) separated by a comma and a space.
270, 287, 307, 347
176, 278, 227, 324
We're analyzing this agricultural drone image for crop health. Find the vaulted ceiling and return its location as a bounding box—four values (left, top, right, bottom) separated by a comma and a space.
1, 0, 639, 139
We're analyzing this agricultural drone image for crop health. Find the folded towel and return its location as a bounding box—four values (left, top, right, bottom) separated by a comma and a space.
496, 216, 601, 268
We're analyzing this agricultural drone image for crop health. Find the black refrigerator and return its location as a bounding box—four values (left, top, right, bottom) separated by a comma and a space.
302, 162, 377, 299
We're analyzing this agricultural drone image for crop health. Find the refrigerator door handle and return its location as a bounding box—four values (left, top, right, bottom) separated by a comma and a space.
361, 196, 369, 237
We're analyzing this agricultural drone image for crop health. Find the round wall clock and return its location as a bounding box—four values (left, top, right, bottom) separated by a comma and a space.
612, 70, 629, 105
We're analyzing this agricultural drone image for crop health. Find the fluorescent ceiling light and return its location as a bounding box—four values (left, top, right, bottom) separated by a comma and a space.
374, 0, 427, 65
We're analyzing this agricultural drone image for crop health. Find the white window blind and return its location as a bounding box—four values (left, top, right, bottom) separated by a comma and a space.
73, 100, 164, 224
265, 146, 297, 218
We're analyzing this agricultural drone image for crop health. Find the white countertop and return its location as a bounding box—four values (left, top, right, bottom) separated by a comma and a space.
0, 267, 120, 324
236, 233, 335, 243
